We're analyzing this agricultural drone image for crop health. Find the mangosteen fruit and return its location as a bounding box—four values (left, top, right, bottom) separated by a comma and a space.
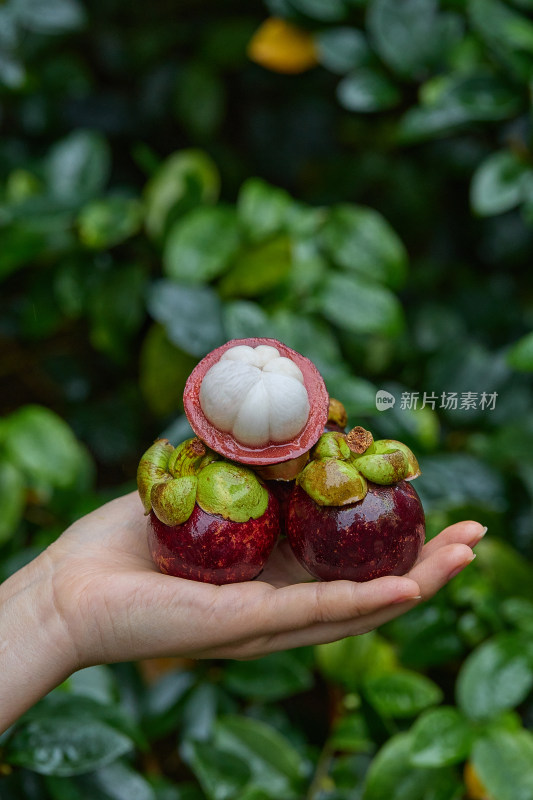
137, 437, 280, 584
286, 429, 425, 582
183, 338, 329, 475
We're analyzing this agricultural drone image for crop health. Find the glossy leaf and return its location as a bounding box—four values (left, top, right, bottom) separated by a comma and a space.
45, 131, 110, 201
368, 0, 463, 78
363, 670, 443, 718
363, 733, 461, 800
77, 197, 143, 249
222, 651, 314, 702
316, 27, 371, 74
316, 631, 397, 689
471, 150, 532, 216
147, 280, 225, 357
237, 178, 292, 243
320, 204, 408, 287
2, 405, 92, 491
337, 69, 401, 113
181, 740, 250, 800
213, 716, 308, 799
472, 730, 533, 800
318, 272, 404, 336
163, 206, 240, 285
409, 707, 474, 767
144, 150, 220, 240
5, 718, 134, 776
219, 236, 292, 297
457, 632, 533, 721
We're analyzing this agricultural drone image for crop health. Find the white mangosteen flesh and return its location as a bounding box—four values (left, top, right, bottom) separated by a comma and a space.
199, 345, 310, 446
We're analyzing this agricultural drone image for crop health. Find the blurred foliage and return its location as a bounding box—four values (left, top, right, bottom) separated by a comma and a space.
1, 0, 533, 798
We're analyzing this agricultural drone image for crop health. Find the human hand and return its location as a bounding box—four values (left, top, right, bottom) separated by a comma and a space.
43, 492, 483, 665
0, 491, 484, 731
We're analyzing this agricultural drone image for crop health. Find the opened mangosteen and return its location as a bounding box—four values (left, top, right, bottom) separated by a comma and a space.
137, 437, 280, 584
286, 429, 425, 582
183, 338, 329, 479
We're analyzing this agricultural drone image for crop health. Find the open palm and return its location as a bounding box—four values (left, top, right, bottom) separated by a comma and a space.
46, 492, 482, 668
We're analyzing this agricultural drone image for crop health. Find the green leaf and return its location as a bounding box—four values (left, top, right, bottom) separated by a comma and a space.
181, 739, 250, 800
139, 324, 197, 417
77, 197, 143, 249
320, 204, 408, 288
65, 666, 117, 705
363, 733, 461, 800
147, 280, 224, 357
415, 454, 505, 513
337, 69, 401, 112
398, 75, 523, 143
237, 178, 292, 243
469, 0, 533, 81
141, 670, 195, 740
318, 273, 404, 336
409, 707, 474, 767
2, 405, 92, 491
329, 713, 375, 754
288, 0, 347, 22
5, 718, 134, 777
222, 301, 271, 340
363, 670, 443, 718
219, 236, 292, 297
77, 760, 157, 800
45, 131, 111, 202
474, 538, 533, 602
507, 331, 533, 372
471, 151, 533, 216
14, 0, 86, 33
316, 27, 371, 74
213, 716, 308, 799
472, 729, 533, 800
144, 150, 220, 240
163, 206, 241, 285
222, 651, 314, 702
457, 632, 533, 721
0, 460, 25, 544
315, 632, 397, 689
368, 0, 463, 78
0, 225, 48, 281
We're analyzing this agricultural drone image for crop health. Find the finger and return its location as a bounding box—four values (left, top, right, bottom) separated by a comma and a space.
419, 521, 486, 562
216, 544, 477, 658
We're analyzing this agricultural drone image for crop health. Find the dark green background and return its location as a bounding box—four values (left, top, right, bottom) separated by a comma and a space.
1, 0, 533, 798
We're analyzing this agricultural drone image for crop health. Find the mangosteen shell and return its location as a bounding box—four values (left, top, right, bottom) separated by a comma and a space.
148, 491, 280, 584
183, 337, 329, 466
286, 480, 425, 582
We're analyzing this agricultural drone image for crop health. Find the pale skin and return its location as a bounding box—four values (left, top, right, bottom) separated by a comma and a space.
0, 491, 484, 733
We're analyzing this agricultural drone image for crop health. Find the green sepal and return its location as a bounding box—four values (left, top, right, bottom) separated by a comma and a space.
297, 459, 368, 506
364, 439, 421, 480
196, 462, 269, 523
151, 476, 198, 526
312, 431, 351, 461
168, 437, 218, 478
352, 448, 409, 484
137, 438, 174, 513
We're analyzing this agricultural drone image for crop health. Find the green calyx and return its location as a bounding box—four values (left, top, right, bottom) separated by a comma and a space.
296, 428, 420, 507
196, 462, 268, 522
136, 437, 268, 526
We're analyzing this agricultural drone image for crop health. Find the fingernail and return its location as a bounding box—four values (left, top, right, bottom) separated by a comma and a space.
473, 525, 488, 543
448, 553, 476, 581
391, 594, 422, 605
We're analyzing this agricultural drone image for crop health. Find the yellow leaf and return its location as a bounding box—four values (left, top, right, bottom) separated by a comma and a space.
248, 17, 318, 74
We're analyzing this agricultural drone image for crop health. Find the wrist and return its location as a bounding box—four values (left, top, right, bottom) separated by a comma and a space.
0, 551, 79, 732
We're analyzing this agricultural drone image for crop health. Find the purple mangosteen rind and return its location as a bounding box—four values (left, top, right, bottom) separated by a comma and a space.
148, 490, 280, 584
286, 480, 425, 582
